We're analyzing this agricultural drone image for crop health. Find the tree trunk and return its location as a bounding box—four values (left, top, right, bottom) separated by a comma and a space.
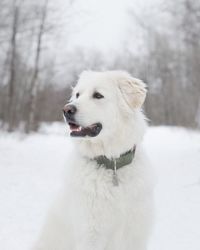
7, 2, 19, 132
26, 0, 48, 133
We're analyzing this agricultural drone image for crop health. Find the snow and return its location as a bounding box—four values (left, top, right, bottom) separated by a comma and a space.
145, 127, 200, 250
0, 124, 200, 250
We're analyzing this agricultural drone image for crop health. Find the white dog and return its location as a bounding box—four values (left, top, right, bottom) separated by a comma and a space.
34, 71, 154, 250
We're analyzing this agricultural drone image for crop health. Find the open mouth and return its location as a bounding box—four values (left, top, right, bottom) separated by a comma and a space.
68, 121, 102, 137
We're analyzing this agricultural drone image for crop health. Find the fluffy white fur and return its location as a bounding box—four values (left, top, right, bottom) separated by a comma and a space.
34, 71, 154, 250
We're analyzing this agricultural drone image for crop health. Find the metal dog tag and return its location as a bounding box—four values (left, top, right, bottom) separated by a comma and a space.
112, 160, 119, 186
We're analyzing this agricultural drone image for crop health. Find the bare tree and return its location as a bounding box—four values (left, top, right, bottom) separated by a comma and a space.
124, 0, 200, 128
25, 0, 49, 133
7, 0, 19, 131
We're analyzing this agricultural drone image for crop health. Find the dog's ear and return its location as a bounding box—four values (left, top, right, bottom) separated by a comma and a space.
118, 74, 147, 109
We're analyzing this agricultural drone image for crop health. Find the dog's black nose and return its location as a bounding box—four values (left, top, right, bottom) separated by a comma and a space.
63, 104, 77, 120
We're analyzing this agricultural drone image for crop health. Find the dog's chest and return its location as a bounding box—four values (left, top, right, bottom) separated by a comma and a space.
67, 179, 127, 242
62, 158, 153, 249
66, 163, 141, 230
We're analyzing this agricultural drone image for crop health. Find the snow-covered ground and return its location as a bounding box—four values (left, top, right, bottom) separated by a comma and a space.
0, 124, 200, 250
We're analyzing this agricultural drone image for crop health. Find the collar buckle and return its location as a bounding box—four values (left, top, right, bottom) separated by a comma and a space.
93, 145, 136, 186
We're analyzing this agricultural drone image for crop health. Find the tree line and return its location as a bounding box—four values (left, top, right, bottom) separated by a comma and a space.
0, 0, 200, 132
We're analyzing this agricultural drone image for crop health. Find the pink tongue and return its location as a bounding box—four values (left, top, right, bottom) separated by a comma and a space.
71, 126, 81, 132
70, 124, 80, 131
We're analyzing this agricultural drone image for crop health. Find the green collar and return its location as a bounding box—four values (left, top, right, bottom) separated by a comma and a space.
94, 145, 136, 171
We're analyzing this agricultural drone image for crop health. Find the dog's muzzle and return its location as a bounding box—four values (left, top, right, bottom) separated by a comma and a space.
62, 104, 102, 138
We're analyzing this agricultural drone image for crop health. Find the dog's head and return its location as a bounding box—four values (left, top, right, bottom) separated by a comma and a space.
63, 71, 147, 153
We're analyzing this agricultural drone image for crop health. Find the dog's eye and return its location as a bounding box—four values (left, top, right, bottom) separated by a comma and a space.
93, 92, 104, 99
76, 93, 80, 98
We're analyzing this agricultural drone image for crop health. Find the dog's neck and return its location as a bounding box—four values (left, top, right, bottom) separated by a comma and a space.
74, 111, 147, 159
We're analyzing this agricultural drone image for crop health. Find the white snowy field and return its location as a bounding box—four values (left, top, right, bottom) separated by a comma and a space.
0, 124, 200, 250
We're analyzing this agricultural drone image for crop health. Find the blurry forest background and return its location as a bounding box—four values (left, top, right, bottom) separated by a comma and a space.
0, 0, 200, 132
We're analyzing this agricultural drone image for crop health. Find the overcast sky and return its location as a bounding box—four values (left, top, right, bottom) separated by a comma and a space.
50, 0, 167, 53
